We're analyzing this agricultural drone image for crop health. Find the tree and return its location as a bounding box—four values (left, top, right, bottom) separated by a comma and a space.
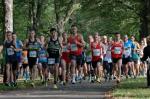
28, 0, 47, 32
54, 0, 80, 35
139, 0, 149, 38
4, 0, 13, 33
148, 0, 150, 36
75, 0, 140, 38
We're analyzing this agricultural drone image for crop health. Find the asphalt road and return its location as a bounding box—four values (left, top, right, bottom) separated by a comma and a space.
0, 80, 116, 99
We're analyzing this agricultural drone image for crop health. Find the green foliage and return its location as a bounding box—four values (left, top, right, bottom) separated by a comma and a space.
0, 0, 144, 41
75, 0, 141, 40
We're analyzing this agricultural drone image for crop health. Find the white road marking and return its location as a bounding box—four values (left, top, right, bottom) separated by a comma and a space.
0, 95, 110, 98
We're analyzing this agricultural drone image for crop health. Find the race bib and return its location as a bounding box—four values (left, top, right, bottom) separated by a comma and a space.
114, 47, 121, 54
39, 57, 47, 63
93, 49, 101, 56
107, 58, 112, 63
7, 48, 14, 55
104, 51, 111, 60
70, 44, 77, 51
62, 46, 68, 52
48, 58, 55, 65
23, 57, 28, 64
124, 48, 131, 57
29, 51, 37, 57
86, 56, 92, 62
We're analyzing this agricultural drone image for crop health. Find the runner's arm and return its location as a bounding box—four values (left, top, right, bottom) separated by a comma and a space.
75, 35, 85, 47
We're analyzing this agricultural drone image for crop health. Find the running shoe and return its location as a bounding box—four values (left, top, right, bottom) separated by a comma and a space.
53, 84, 58, 89
96, 77, 101, 83
71, 80, 76, 84
31, 82, 35, 88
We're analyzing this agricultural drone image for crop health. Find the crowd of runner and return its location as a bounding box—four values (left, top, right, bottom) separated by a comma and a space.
3, 25, 148, 89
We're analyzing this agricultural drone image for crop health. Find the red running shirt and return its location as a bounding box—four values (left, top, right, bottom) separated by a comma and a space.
68, 34, 83, 56
111, 41, 123, 59
61, 41, 70, 63
91, 42, 102, 62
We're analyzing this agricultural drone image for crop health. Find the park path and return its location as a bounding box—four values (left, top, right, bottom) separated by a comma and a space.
0, 79, 116, 99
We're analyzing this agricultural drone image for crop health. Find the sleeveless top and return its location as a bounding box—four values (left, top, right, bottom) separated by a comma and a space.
27, 39, 39, 58
47, 37, 61, 58
4, 40, 17, 61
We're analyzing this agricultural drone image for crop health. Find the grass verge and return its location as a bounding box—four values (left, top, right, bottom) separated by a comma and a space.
0, 80, 43, 91
112, 77, 150, 99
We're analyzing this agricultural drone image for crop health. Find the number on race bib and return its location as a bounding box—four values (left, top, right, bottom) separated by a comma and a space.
23, 57, 28, 64
114, 47, 121, 54
70, 44, 77, 51
93, 49, 101, 56
29, 51, 37, 57
48, 58, 55, 65
107, 59, 112, 63
62, 46, 68, 52
124, 48, 131, 58
7, 48, 14, 55
86, 56, 92, 62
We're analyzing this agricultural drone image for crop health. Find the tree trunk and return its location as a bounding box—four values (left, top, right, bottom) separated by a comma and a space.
3, 0, 13, 82
54, 0, 79, 36
28, 0, 45, 33
29, 0, 36, 31
57, 20, 65, 35
147, 0, 150, 35
4, 0, 13, 33
2, 0, 5, 40
139, 0, 149, 38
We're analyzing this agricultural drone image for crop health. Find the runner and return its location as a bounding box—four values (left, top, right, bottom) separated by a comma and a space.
38, 35, 48, 86
81, 46, 87, 81
111, 32, 123, 83
24, 29, 40, 87
139, 39, 147, 76
22, 49, 30, 82
47, 28, 62, 88
60, 32, 70, 85
85, 35, 93, 82
4, 31, 17, 86
131, 35, 140, 78
68, 25, 85, 84
103, 37, 113, 81
12, 33, 23, 85
122, 35, 134, 78
91, 33, 103, 83
141, 35, 150, 87
102, 35, 109, 80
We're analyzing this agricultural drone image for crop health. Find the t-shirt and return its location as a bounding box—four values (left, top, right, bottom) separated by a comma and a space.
15, 40, 23, 57
123, 40, 134, 58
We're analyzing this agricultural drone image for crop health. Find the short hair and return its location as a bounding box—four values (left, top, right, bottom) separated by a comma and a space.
115, 32, 120, 35
29, 29, 35, 33
50, 28, 57, 32
71, 24, 77, 28
62, 32, 67, 35
12, 32, 16, 35
94, 32, 99, 36
6, 31, 12, 34
147, 35, 150, 45
103, 35, 107, 39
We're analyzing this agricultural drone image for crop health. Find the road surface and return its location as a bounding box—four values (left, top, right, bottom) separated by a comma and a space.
0, 80, 116, 99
